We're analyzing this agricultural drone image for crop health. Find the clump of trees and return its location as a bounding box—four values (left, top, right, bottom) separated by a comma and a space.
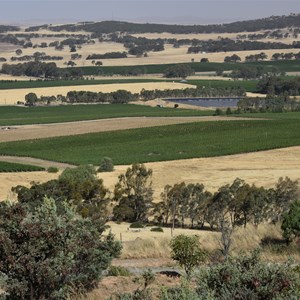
1, 61, 83, 79
164, 64, 195, 78
113, 164, 153, 223
237, 95, 300, 113
257, 76, 300, 96
86, 52, 128, 59
224, 54, 241, 62
153, 177, 298, 231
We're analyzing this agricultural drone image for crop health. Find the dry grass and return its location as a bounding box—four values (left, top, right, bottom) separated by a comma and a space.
1, 146, 299, 201
0, 81, 195, 105
106, 222, 299, 262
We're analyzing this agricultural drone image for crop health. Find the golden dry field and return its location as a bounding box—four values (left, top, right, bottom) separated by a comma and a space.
1, 146, 299, 201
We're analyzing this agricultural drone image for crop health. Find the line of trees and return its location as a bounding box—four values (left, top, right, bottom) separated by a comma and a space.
1, 61, 83, 79
86, 52, 128, 60
187, 39, 299, 54
257, 76, 300, 96
237, 95, 300, 113
23, 86, 246, 105
12, 164, 300, 243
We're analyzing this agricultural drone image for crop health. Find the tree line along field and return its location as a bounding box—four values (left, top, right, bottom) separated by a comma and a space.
0, 113, 299, 165
68, 60, 300, 76
0, 161, 44, 172
0, 104, 213, 126
0, 78, 259, 92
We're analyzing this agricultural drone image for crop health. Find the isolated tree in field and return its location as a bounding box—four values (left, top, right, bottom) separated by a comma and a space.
0, 198, 121, 299
15, 49, 22, 55
170, 235, 206, 279
98, 157, 114, 172
113, 164, 153, 222
281, 200, 300, 244
25, 92, 38, 106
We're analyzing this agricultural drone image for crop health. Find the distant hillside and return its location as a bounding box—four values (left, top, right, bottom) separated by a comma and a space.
0, 25, 20, 33
25, 14, 300, 36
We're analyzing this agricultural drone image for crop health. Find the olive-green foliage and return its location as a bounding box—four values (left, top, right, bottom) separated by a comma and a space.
0, 198, 122, 299
113, 164, 153, 222
107, 266, 131, 277
47, 166, 59, 173
164, 64, 195, 78
170, 235, 206, 279
129, 222, 145, 229
98, 157, 114, 172
150, 227, 164, 232
12, 165, 109, 225
197, 249, 300, 299
281, 200, 300, 243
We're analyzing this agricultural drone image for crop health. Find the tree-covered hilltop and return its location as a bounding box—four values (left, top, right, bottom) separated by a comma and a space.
0, 25, 20, 33
26, 14, 300, 35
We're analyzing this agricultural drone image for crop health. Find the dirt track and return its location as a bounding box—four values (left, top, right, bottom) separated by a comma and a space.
0, 116, 253, 142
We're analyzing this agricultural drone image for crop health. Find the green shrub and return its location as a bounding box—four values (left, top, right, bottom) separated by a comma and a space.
98, 157, 114, 172
150, 227, 164, 232
47, 166, 59, 173
197, 249, 300, 299
0, 198, 122, 299
107, 266, 131, 277
129, 222, 144, 229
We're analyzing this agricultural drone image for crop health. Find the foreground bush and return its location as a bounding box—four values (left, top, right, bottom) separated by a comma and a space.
197, 249, 300, 299
0, 198, 121, 299
98, 157, 114, 172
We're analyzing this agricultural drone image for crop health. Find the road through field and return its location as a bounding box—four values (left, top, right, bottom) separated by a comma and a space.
0, 116, 255, 142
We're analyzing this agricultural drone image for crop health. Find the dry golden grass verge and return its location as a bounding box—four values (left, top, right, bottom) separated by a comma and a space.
106, 222, 300, 262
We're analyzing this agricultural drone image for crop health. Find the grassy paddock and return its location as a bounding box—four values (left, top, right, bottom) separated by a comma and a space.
0, 161, 44, 172
0, 113, 299, 165
0, 104, 213, 126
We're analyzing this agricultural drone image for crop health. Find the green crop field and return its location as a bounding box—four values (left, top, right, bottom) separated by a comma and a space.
67, 60, 300, 76
0, 113, 299, 165
0, 161, 44, 172
187, 80, 258, 92
0, 79, 166, 90
0, 104, 213, 126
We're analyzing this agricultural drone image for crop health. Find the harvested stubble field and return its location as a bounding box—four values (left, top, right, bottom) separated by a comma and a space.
0, 81, 195, 105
